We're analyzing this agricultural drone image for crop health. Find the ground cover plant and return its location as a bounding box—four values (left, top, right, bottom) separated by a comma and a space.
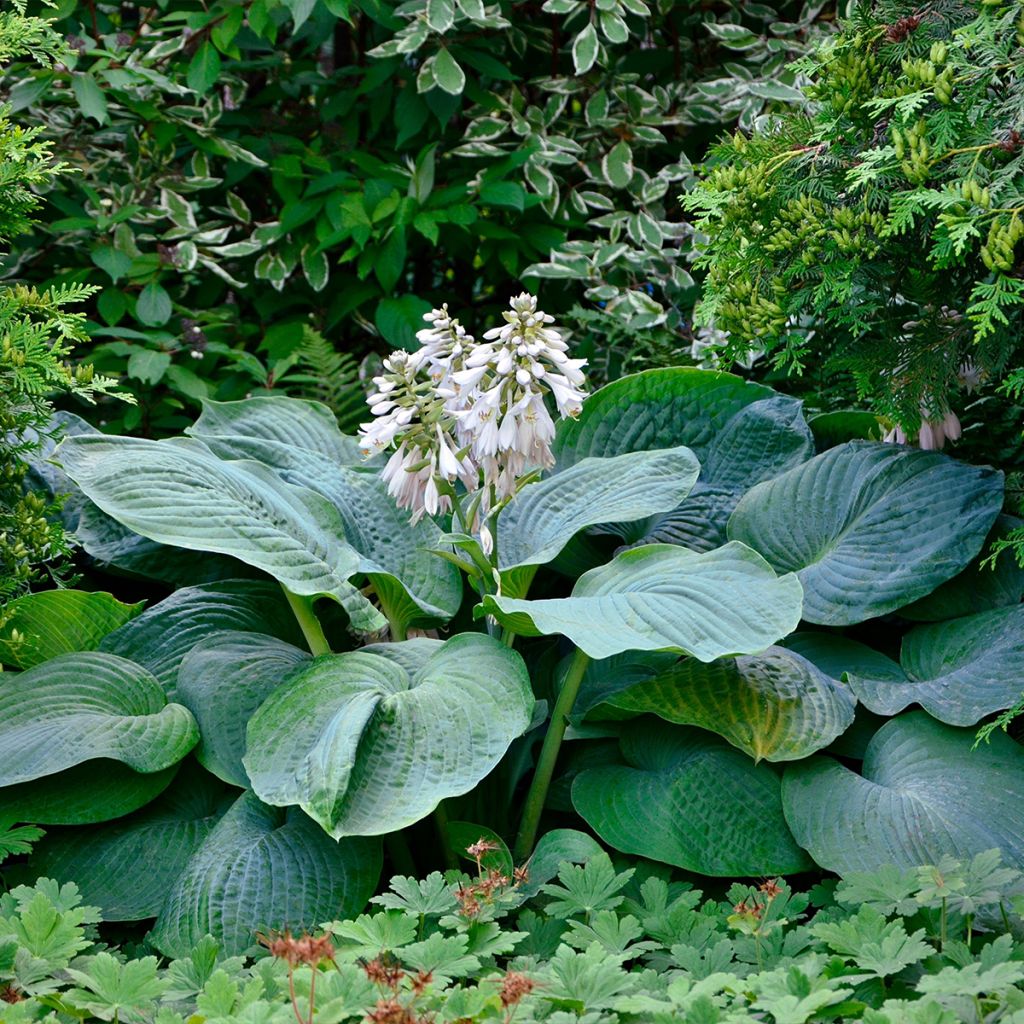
2, 293, 1024, 955
5, 849, 1024, 1022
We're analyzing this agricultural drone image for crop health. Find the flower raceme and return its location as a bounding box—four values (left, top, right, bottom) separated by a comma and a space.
359, 294, 588, 527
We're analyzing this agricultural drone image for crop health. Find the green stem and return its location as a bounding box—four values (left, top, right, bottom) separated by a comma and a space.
513, 646, 591, 862
384, 831, 417, 877
282, 587, 331, 656
434, 800, 458, 870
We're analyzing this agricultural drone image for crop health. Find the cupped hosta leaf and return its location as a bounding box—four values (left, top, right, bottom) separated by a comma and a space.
176, 632, 310, 787
0, 762, 178, 828
150, 791, 382, 958
553, 369, 814, 552
901, 515, 1024, 622
847, 606, 1024, 726
572, 719, 811, 875
480, 542, 803, 661
57, 435, 383, 631
26, 765, 231, 920
244, 635, 534, 838
603, 647, 856, 762
77, 502, 259, 587
0, 590, 143, 669
782, 712, 1024, 874
100, 580, 306, 696
0, 652, 198, 786
496, 447, 700, 570
728, 441, 1004, 626
575, 650, 681, 720
189, 434, 461, 629
190, 396, 365, 465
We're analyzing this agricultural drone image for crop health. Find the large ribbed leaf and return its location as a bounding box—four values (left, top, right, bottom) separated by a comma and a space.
0, 590, 143, 669
496, 447, 699, 570
244, 635, 534, 838
572, 719, 811, 875
100, 580, 306, 696
76, 502, 256, 587
26, 765, 230, 920
553, 368, 814, 551
794, 606, 1024, 727
0, 762, 178, 828
480, 542, 803, 661
728, 442, 1003, 625
149, 791, 381, 957
901, 515, 1024, 622
602, 647, 856, 762
782, 712, 1024, 874
0, 652, 198, 786
57, 435, 384, 631
177, 632, 310, 787
190, 396, 364, 464
189, 433, 461, 629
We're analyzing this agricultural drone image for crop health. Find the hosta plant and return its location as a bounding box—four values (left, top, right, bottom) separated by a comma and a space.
1, 294, 1023, 952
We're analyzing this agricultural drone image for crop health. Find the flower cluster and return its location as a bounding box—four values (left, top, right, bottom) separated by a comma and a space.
359, 294, 588, 529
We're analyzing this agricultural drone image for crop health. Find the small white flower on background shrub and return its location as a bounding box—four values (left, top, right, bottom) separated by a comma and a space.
359, 293, 588, 528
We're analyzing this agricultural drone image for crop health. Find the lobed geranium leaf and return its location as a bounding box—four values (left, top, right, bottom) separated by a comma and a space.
728, 441, 1004, 626
0, 652, 198, 787
244, 635, 534, 838
481, 541, 803, 661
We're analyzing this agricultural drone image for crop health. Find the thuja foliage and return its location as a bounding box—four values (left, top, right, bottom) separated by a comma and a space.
0, 3, 123, 607
685, 0, 1024, 438
4, 850, 1024, 1023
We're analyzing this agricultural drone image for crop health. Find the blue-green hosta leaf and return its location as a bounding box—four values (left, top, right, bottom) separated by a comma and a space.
188, 434, 461, 629
100, 580, 306, 697
0, 762, 178, 828
599, 647, 856, 762
0, 590, 143, 669
496, 447, 700, 571
26, 765, 231, 920
838, 606, 1024, 727
189, 396, 365, 465
782, 712, 1024, 874
176, 632, 311, 787
244, 635, 534, 838
480, 542, 803, 661
76, 502, 258, 587
554, 369, 813, 552
149, 791, 382, 958
573, 720, 811, 875
0, 652, 198, 786
728, 441, 1003, 625
57, 435, 384, 631
900, 515, 1024, 622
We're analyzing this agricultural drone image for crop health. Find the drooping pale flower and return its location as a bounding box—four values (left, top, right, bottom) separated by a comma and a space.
360, 292, 589, 526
